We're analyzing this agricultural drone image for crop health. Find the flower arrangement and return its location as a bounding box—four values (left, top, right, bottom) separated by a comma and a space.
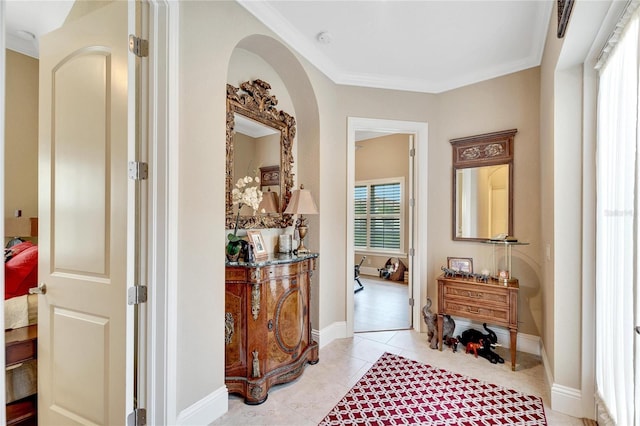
226, 175, 263, 260
231, 176, 263, 212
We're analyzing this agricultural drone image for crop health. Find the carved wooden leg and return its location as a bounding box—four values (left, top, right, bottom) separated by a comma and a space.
509, 328, 517, 371
437, 314, 444, 351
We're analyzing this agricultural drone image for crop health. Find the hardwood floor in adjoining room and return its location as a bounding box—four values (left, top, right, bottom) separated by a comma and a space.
354, 275, 410, 332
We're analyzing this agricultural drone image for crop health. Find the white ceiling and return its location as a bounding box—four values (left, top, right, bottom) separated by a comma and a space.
5, 1, 554, 94
5, 1, 74, 58
238, 0, 554, 93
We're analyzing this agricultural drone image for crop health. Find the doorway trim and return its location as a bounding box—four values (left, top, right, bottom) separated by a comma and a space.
0, 3, 7, 423
346, 117, 428, 336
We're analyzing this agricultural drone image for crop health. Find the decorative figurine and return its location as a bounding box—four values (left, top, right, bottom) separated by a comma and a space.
458, 323, 504, 364
422, 297, 455, 349
444, 336, 459, 352
465, 340, 484, 357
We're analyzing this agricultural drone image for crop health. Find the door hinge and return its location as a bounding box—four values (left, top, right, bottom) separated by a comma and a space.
127, 408, 147, 426
129, 35, 149, 58
409, 198, 415, 207
128, 286, 148, 305
409, 248, 415, 256
409, 148, 416, 157
129, 161, 149, 180
409, 297, 414, 307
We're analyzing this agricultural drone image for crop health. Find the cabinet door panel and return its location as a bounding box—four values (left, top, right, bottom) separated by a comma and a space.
225, 284, 247, 376
275, 287, 304, 352
267, 277, 294, 370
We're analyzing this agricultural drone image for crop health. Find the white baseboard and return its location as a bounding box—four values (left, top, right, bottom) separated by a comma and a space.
176, 385, 228, 425
541, 344, 554, 394
541, 343, 587, 418
314, 321, 347, 349
450, 318, 541, 356
551, 383, 584, 418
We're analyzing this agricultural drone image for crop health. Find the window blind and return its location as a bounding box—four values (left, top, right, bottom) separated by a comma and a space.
354, 180, 402, 251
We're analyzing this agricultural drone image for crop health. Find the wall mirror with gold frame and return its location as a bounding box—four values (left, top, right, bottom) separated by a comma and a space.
226, 79, 295, 229
450, 129, 517, 241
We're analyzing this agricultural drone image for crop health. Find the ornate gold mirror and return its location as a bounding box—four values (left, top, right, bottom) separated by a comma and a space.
226, 79, 295, 229
450, 129, 517, 241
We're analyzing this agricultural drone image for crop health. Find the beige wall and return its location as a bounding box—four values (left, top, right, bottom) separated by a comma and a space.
355, 133, 410, 272
435, 68, 542, 336
4, 50, 38, 223
540, 0, 563, 383
2, 1, 609, 421
178, 0, 331, 413
176, 0, 583, 420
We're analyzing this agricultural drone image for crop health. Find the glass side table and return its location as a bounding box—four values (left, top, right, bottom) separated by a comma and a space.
482, 239, 529, 284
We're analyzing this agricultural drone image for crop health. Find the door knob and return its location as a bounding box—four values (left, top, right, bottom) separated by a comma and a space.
28, 283, 46, 295
636, 326, 640, 335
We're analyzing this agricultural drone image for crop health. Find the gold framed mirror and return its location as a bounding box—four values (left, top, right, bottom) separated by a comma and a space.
450, 129, 517, 241
226, 79, 295, 229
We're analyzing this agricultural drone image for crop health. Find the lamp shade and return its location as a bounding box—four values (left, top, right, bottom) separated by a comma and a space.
284, 186, 318, 215
5, 217, 38, 237
258, 190, 279, 213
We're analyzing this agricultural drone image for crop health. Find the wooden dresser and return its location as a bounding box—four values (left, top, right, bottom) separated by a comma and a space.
225, 253, 319, 404
5, 324, 37, 425
437, 274, 519, 371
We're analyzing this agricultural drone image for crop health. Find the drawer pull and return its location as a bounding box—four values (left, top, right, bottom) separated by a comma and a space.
467, 307, 480, 314
466, 291, 481, 298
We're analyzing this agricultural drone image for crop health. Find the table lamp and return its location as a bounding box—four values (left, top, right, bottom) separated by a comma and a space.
284, 184, 318, 254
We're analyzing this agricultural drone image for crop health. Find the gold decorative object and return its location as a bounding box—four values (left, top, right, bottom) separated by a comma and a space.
252, 350, 261, 378
225, 312, 234, 344
251, 283, 260, 320
226, 79, 296, 229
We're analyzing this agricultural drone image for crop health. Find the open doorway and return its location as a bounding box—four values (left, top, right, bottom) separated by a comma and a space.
4, 46, 40, 426
353, 132, 412, 332
346, 117, 428, 337
3, 2, 149, 423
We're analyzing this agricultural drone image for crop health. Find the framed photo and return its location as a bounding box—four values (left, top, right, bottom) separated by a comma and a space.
247, 230, 268, 258
447, 257, 473, 273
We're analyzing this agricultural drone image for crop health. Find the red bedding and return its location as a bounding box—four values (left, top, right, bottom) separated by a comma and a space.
5, 241, 38, 300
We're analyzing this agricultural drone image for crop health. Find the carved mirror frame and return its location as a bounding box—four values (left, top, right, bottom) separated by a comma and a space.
450, 129, 517, 241
226, 79, 295, 229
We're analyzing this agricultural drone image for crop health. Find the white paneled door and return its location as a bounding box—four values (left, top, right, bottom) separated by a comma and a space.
37, 2, 133, 424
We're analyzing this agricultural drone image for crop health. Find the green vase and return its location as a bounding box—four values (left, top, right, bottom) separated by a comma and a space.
226, 241, 241, 262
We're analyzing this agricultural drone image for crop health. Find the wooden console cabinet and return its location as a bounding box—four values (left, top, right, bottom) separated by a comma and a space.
225, 254, 319, 404
437, 274, 519, 371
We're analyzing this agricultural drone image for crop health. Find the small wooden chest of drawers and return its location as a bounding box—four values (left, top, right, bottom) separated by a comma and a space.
5, 325, 38, 425
437, 274, 519, 371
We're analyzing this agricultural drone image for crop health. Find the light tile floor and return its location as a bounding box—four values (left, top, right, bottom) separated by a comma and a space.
212, 330, 587, 425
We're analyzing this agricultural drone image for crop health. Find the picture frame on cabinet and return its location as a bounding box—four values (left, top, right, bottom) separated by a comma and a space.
247, 230, 268, 258
447, 257, 473, 273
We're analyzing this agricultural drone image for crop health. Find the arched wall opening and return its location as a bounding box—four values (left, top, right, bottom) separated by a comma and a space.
225, 34, 322, 328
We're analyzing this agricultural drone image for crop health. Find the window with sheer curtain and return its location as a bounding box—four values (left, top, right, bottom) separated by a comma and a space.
595, 11, 639, 425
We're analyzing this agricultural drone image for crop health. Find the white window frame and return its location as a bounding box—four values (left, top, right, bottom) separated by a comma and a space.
354, 177, 405, 255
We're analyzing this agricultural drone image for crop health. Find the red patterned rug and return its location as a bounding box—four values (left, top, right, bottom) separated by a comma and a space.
319, 352, 547, 425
